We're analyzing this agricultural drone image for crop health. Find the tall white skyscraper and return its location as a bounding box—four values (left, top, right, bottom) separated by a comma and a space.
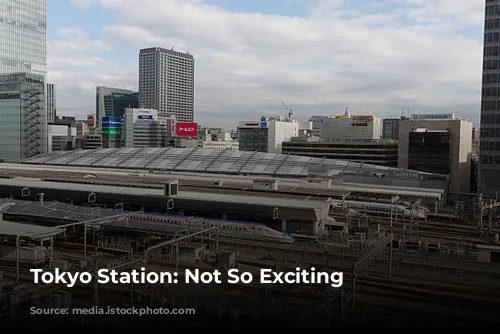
0, 0, 47, 162
139, 47, 195, 122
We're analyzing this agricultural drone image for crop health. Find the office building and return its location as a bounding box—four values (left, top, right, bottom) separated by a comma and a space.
398, 115, 473, 193
83, 131, 102, 150
47, 124, 75, 152
102, 117, 122, 149
309, 116, 330, 137
0, 0, 47, 76
480, 0, 500, 196
139, 47, 195, 122
123, 108, 166, 148
0, 0, 47, 162
0, 73, 47, 162
46, 83, 56, 123
319, 108, 381, 141
282, 138, 398, 167
200, 128, 239, 150
382, 116, 409, 140
95, 86, 138, 128
238, 116, 299, 153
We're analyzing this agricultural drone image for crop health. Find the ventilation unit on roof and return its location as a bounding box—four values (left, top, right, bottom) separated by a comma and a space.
164, 179, 179, 196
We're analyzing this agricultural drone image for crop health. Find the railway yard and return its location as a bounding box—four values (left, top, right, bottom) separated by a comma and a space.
0, 154, 499, 330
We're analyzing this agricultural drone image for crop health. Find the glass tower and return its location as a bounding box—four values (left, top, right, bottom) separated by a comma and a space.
0, 0, 47, 76
0, 0, 47, 162
480, 0, 500, 196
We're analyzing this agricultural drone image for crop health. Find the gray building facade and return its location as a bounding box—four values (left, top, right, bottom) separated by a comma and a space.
139, 47, 195, 122
480, 0, 500, 196
0, 73, 47, 162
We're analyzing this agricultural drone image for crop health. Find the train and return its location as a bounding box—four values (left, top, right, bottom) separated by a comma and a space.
122, 211, 295, 244
328, 200, 428, 219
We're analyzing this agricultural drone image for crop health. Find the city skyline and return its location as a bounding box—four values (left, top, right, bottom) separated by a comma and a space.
48, 0, 484, 130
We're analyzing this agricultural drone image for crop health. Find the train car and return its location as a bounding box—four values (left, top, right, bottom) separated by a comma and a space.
122, 211, 295, 244
329, 200, 427, 220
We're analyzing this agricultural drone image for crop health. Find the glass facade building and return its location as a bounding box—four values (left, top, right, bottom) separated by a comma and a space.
95, 86, 138, 128
480, 0, 500, 195
0, 0, 47, 76
0, 0, 47, 162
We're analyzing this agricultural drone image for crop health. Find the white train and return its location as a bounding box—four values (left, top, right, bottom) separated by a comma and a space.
329, 200, 427, 219
125, 212, 295, 244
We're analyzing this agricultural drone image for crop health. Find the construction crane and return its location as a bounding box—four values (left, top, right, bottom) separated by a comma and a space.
280, 100, 293, 121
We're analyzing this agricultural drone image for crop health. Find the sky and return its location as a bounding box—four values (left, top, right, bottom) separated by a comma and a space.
48, 0, 486, 130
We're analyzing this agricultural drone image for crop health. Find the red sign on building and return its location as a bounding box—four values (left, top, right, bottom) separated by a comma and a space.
175, 122, 198, 138
76, 122, 83, 137
166, 119, 172, 137
87, 115, 95, 128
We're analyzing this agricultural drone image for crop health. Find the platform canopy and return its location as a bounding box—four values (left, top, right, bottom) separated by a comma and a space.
0, 220, 64, 238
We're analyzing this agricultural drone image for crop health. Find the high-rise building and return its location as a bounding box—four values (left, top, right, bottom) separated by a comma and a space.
95, 86, 138, 128
0, 0, 47, 162
0, 73, 47, 162
46, 83, 56, 123
139, 47, 195, 122
0, 0, 47, 76
398, 116, 472, 193
480, 0, 500, 196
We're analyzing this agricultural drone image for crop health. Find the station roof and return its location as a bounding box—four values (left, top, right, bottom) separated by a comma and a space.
22, 147, 447, 181
0, 178, 331, 212
0, 220, 64, 238
0, 198, 185, 234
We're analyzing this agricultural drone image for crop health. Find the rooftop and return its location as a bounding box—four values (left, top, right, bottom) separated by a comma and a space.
0, 198, 185, 234
22, 147, 446, 181
0, 220, 64, 238
0, 178, 331, 211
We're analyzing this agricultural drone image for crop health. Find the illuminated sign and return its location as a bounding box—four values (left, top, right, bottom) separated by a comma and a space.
411, 113, 455, 120
138, 114, 153, 120
175, 122, 198, 138
76, 122, 83, 137
87, 115, 95, 128
244, 122, 260, 126
260, 122, 267, 127
166, 119, 172, 137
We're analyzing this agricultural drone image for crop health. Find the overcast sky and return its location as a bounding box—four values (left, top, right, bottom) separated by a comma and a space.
48, 0, 486, 130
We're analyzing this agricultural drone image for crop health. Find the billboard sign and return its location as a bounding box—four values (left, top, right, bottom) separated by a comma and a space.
87, 115, 95, 128
76, 122, 83, 137
175, 122, 198, 138
244, 122, 260, 127
102, 129, 121, 138
102, 117, 121, 126
166, 119, 172, 137
411, 113, 455, 120
138, 114, 153, 120
102, 116, 121, 139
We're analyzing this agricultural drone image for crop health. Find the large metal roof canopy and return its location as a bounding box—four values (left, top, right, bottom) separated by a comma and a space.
21, 147, 448, 182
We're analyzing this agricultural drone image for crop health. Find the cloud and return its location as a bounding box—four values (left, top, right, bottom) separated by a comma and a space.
55, 0, 484, 129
